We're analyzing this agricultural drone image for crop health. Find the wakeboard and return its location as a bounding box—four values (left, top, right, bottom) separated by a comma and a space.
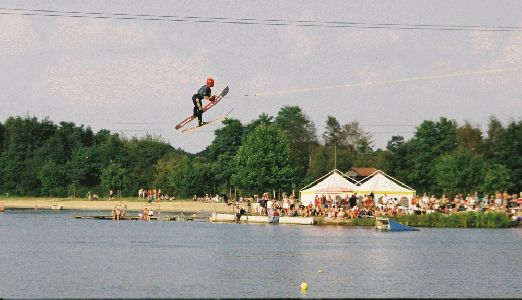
181, 109, 234, 133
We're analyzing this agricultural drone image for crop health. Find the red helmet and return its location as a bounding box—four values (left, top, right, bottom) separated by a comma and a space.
206, 77, 215, 87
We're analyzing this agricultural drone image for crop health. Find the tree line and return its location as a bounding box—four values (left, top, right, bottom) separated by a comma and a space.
0, 107, 519, 198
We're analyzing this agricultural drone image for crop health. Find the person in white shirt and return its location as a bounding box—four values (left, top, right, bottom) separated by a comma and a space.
267, 198, 274, 213
282, 194, 289, 215
421, 193, 430, 209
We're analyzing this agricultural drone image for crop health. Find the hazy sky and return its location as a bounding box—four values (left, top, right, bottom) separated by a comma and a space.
1, 0, 521, 153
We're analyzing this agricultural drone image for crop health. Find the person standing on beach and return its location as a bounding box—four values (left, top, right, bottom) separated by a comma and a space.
235, 205, 246, 223
259, 194, 267, 216
289, 195, 295, 212
266, 196, 274, 220
282, 193, 289, 216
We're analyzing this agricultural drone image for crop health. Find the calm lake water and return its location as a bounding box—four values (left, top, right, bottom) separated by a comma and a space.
0, 209, 521, 298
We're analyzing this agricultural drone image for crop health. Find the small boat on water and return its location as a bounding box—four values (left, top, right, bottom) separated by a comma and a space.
51, 204, 63, 210
375, 217, 419, 231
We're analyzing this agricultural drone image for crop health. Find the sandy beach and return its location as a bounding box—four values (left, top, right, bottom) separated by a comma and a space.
0, 197, 236, 214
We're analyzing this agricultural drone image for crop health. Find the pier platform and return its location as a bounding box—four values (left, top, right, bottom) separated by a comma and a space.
73, 215, 158, 220
209, 213, 315, 225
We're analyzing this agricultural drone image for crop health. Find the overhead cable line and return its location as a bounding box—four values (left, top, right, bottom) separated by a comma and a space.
1, 7, 521, 32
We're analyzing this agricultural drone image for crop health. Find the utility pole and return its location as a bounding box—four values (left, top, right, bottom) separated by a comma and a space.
334, 144, 337, 169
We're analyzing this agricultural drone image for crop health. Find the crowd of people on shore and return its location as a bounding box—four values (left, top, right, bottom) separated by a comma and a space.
138, 188, 175, 203
234, 190, 521, 221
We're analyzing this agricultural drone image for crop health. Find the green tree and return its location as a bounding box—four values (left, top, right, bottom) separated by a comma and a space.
488, 120, 522, 191
340, 121, 374, 153
55, 122, 85, 159
100, 161, 130, 196
94, 131, 128, 166
322, 115, 342, 147
385, 135, 408, 178
0, 116, 56, 195
433, 149, 485, 195
153, 151, 187, 194
307, 145, 352, 181
0, 122, 5, 153
232, 124, 295, 195
33, 133, 66, 165
457, 121, 483, 154
38, 160, 67, 197
81, 126, 95, 147
358, 149, 387, 171
275, 106, 318, 187
339, 121, 375, 169
206, 118, 244, 195
168, 156, 213, 197
0, 122, 4, 191
307, 145, 333, 180
124, 135, 173, 193
481, 163, 513, 193
483, 116, 505, 159
66, 146, 99, 189
243, 113, 273, 137
404, 117, 458, 193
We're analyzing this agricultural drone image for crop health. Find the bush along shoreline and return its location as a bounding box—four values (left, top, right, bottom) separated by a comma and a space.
395, 211, 514, 228
317, 212, 515, 228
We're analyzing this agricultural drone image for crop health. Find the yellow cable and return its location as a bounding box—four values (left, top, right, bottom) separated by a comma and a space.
244, 66, 522, 97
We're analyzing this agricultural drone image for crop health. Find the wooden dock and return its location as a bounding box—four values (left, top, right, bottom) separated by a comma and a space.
73, 215, 158, 220
209, 213, 315, 225
165, 215, 208, 222
73, 214, 208, 222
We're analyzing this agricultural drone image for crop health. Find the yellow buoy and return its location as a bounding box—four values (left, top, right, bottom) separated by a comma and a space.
300, 282, 308, 291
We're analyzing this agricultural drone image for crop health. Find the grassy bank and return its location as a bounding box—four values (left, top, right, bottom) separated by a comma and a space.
315, 217, 376, 226
393, 212, 514, 228
316, 212, 514, 228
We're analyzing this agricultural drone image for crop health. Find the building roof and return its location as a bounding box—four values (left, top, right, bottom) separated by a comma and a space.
300, 169, 357, 193
346, 167, 378, 177
357, 170, 415, 193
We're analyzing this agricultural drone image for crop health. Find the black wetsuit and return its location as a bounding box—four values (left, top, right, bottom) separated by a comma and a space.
192, 85, 212, 125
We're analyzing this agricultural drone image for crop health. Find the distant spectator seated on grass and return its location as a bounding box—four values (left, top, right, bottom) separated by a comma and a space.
272, 209, 280, 224
350, 206, 359, 219
142, 207, 149, 221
